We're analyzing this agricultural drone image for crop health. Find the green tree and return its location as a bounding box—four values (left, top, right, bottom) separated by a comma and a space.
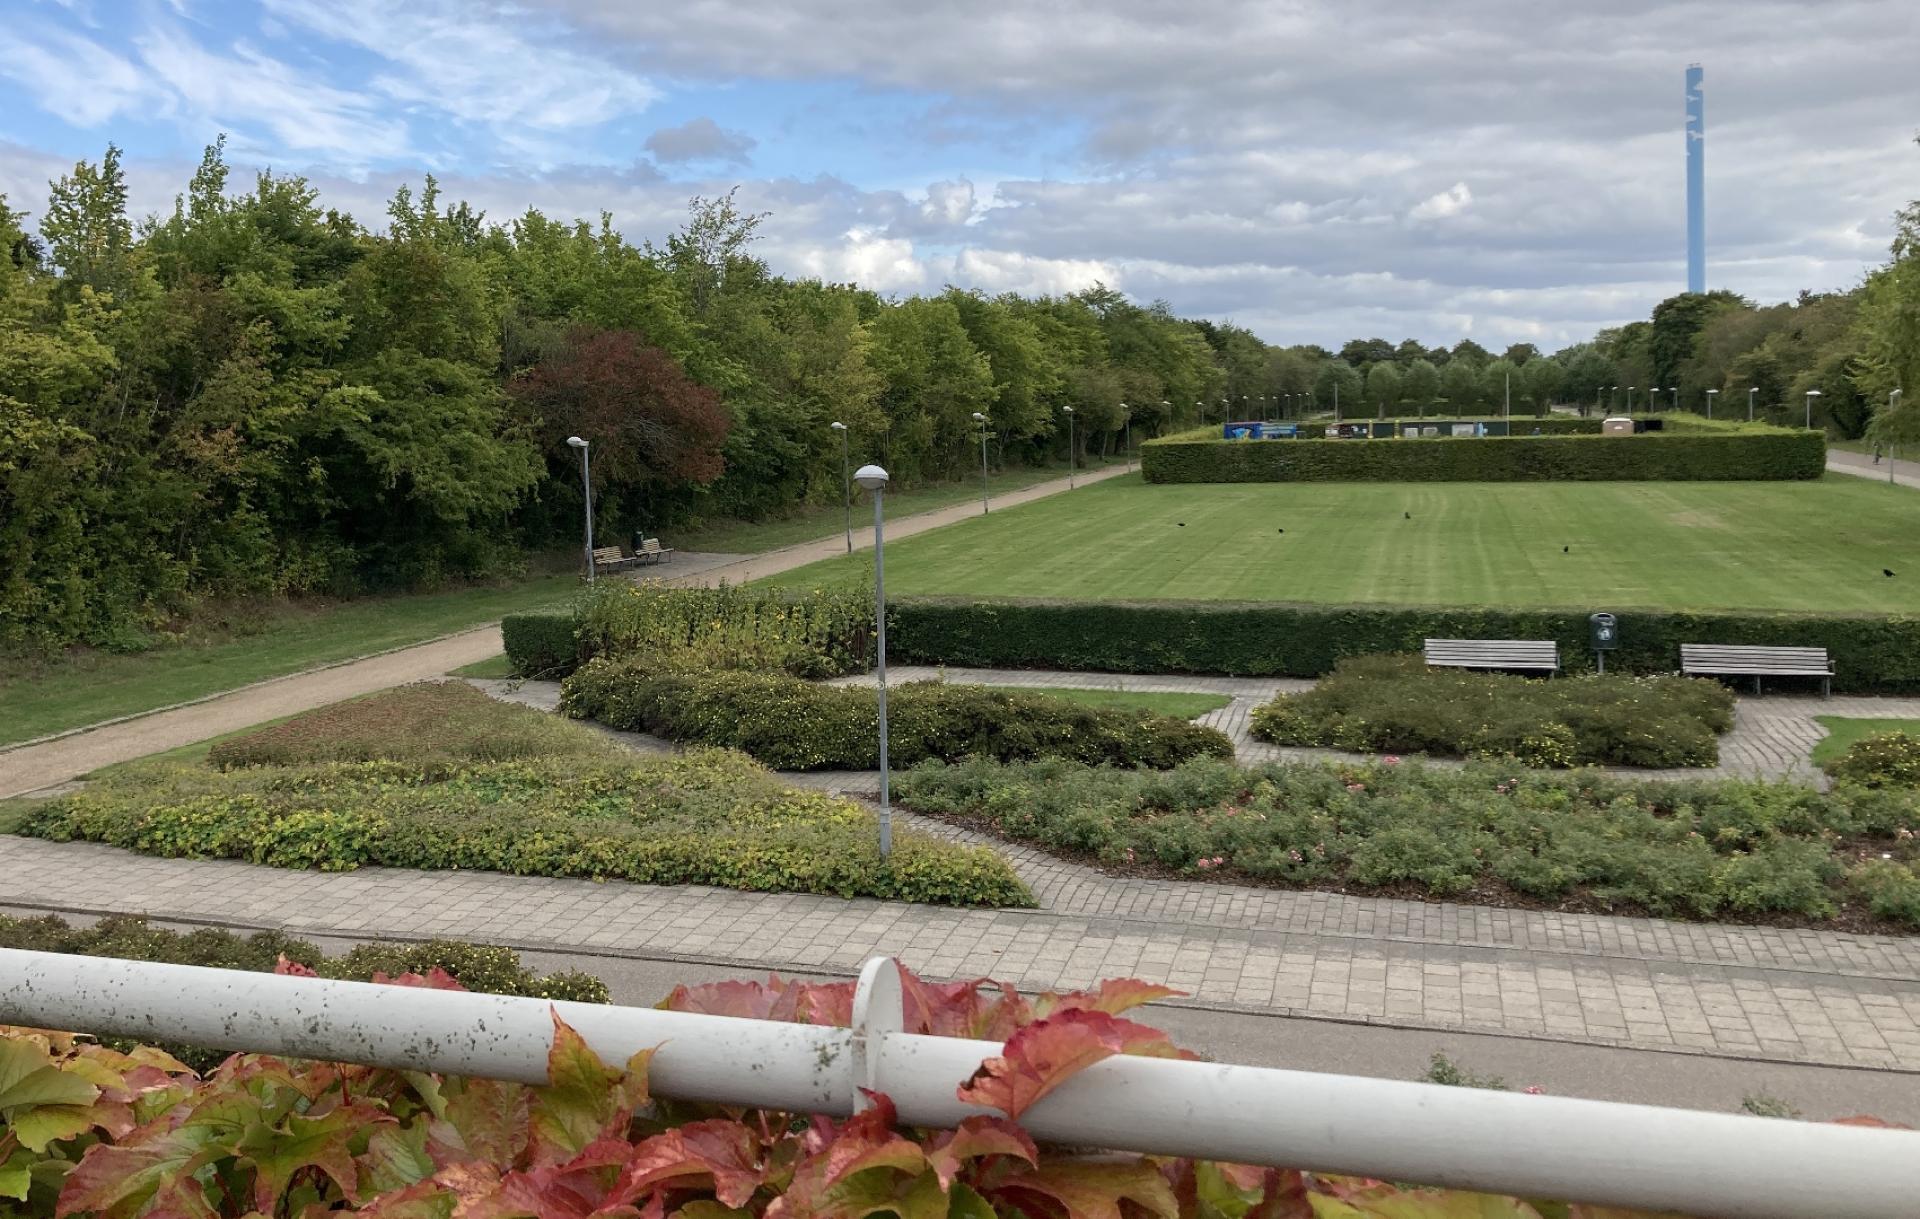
1400, 358, 1440, 415
1481, 359, 1521, 414
1313, 359, 1363, 417
1439, 359, 1483, 411
1364, 362, 1403, 418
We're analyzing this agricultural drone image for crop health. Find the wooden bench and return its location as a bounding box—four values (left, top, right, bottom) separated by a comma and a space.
1680, 644, 1832, 697
636, 537, 675, 565
1424, 638, 1561, 675
591, 545, 639, 574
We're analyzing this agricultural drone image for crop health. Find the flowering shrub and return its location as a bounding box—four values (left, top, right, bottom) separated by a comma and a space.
1249, 654, 1734, 768
561, 660, 1233, 771
19, 752, 1031, 908
894, 755, 1920, 926
0, 963, 1766, 1218
1822, 730, 1920, 788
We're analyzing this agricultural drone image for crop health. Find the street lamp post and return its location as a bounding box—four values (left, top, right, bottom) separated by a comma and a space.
1670, 387, 1679, 411
1063, 405, 1076, 489
1705, 389, 1718, 419
1890, 390, 1904, 484
1627, 387, 1636, 412
830, 422, 851, 553
1747, 387, 1757, 421
566, 436, 593, 583
1805, 388, 1822, 430
853, 464, 893, 858
970, 412, 990, 514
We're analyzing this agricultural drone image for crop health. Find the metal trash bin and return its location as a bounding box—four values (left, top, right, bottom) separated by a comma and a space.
1589, 612, 1619, 672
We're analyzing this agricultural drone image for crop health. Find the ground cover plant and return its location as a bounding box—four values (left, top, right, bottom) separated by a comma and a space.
757, 476, 1920, 614
1249, 654, 1734, 768
1813, 717, 1920, 768
0, 913, 608, 1071
559, 659, 1233, 771
0, 574, 580, 746
19, 752, 1029, 907
893, 756, 1920, 929
208, 681, 627, 769
1820, 729, 1920, 790
0, 963, 1766, 1219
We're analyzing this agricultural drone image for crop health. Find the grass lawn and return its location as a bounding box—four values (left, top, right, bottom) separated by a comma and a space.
762, 476, 1920, 613
0, 575, 581, 747
450, 655, 516, 678
1035, 688, 1231, 719
671, 459, 1116, 554
1812, 717, 1920, 766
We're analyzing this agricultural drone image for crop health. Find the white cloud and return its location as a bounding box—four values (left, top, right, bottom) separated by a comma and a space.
644, 118, 755, 165
1409, 182, 1471, 221
0, 25, 153, 126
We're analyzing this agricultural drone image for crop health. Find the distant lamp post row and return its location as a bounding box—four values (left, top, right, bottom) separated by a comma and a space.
971, 412, 991, 514
566, 436, 593, 582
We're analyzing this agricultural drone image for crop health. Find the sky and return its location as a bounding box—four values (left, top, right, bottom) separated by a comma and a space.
2, 0, 1916, 350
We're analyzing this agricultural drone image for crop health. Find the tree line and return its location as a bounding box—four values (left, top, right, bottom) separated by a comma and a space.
4, 139, 1916, 652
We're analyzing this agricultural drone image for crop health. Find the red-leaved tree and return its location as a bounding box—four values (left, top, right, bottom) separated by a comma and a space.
512, 327, 729, 492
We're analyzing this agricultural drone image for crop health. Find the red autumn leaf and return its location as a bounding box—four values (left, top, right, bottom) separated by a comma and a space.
957, 1009, 1186, 1119
986, 1160, 1179, 1219
614, 1119, 765, 1209
659, 979, 784, 1021
925, 1117, 1038, 1191
814, 1095, 926, 1189
273, 954, 318, 977
1035, 979, 1184, 1019
899, 967, 1031, 1040
430, 1077, 530, 1169
371, 967, 470, 992
1245, 1168, 1312, 1219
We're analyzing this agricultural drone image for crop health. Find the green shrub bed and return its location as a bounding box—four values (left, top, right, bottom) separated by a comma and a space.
894, 756, 1920, 928
1140, 425, 1823, 483
20, 752, 1031, 907
888, 598, 1920, 694
500, 609, 580, 677
558, 659, 1234, 770
1822, 731, 1920, 788
1249, 654, 1734, 767
210, 681, 626, 768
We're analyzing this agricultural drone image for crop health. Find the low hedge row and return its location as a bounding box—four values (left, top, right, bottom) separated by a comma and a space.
1823, 731, 1920, 788
1249, 653, 1735, 768
20, 753, 1032, 907
895, 755, 1920, 927
1140, 427, 1824, 483
887, 598, 1920, 694
501, 610, 580, 677
559, 658, 1234, 770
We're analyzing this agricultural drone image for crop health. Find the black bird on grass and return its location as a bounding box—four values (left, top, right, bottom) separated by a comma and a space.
1277, 527, 1285, 534
1563, 546, 1570, 554
1886, 568, 1897, 578
1403, 511, 1411, 520
1177, 522, 1186, 527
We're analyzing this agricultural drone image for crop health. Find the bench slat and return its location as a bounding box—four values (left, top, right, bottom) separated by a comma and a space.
1424, 638, 1559, 671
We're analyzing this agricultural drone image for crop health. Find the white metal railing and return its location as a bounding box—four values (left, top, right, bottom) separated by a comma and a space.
3, 948, 1917, 1218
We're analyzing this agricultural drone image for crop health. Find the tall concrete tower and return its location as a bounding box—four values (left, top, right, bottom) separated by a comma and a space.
1685, 63, 1704, 293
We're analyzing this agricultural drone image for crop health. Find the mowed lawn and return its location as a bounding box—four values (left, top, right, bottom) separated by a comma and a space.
763, 476, 1920, 612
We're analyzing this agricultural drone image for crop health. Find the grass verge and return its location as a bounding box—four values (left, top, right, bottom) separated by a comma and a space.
1813, 717, 1920, 767
1, 574, 581, 746
671, 459, 1116, 554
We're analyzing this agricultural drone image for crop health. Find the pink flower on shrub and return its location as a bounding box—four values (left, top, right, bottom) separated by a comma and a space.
1123, 848, 1136, 863
1196, 858, 1213, 870
1288, 849, 1303, 862
1524, 1085, 1545, 1095
1382, 755, 1402, 765
1345, 782, 1366, 793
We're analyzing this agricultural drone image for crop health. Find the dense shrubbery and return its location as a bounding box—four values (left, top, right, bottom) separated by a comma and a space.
1249, 654, 1734, 767
210, 681, 625, 768
0, 913, 608, 1069
0, 965, 1705, 1219
560, 658, 1233, 770
1822, 731, 1920, 789
507, 581, 875, 678
894, 756, 1920, 927
500, 609, 582, 678
1140, 424, 1824, 483
889, 597, 1920, 694
20, 752, 1029, 907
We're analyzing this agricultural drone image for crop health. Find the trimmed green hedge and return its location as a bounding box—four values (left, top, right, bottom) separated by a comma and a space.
559, 659, 1234, 770
1141, 427, 1824, 483
502, 610, 579, 677
888, 597, 1920, 694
